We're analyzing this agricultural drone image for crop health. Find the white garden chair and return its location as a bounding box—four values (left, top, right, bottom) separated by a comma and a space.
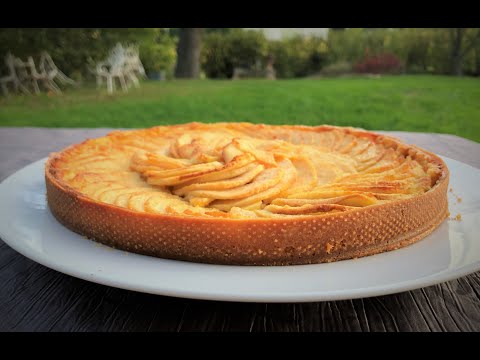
1, 51, 76, 95
95, 49, 129, 93
22, 52, 76, 94
0, 53, 30, 96
26, 55, 60, 94
95, 43, 146, 94
39, 51, 77, 87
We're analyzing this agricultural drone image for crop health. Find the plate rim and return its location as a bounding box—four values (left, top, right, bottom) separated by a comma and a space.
0, 156, 479, 303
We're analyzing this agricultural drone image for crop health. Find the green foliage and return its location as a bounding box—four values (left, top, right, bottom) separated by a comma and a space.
201, 32, 233, 78
1, 28, 478, 83
205, 28, 232, 34
268, 35, 329, 78
202, 30, 329, 79
464, 42, 480, 76
327, 28, 370, 64
0, 28, 176, 79
139, 29, 178, 76
386, 29, 432, 72
383, 28, 452, 74
202, 29, 268, 78
326, 28, 480, 76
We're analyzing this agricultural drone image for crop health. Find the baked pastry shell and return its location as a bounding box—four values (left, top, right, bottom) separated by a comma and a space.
45, 128, 449, 266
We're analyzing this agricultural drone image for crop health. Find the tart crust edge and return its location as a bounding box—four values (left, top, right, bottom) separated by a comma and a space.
45, 125, 449, 266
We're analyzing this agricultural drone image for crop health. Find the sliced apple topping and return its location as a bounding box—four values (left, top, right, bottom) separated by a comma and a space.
54, 124, 438, 217
173, 164, 265, 195
97, 187, 153, 205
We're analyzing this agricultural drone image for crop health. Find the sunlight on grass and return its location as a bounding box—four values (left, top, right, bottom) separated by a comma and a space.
0, 75, 479, 142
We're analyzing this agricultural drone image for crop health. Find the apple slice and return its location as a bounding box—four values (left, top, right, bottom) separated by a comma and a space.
187, 167, 282, 200
145, 193, 205, 216
114, 190, 151, 207
130, 150, 193, 172
272, 193, 378, 207
145, 161, 224, 179
286, 156, 317, 194
264, 203, 354, 215
173, 164, 265, 195
127, 192, 156, 212
185, 154, 256, 183
174, 162, 258, 190
210, 158, 296, 211
98, 187, 153, 205
232, 138, 277, 166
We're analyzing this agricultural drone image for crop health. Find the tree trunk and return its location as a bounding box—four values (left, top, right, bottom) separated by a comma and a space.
452, 54, 463, 76
174, 28, 203, 78
450, 28, 464, 76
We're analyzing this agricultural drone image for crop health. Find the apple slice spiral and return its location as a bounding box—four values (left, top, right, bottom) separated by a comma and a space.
51, 123, 443, 219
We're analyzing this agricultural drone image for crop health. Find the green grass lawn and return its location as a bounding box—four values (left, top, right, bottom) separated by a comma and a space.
1, 75, 479, 142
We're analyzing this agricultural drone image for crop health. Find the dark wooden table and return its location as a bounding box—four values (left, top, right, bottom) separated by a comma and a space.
1, 127, 479, 332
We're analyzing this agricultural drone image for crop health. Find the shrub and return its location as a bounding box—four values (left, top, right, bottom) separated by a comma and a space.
268, 35, 329, 78
201, 30, 329, 79
326, 28, 479, 76
201, 29, 268, 79
327, 28, 386, 65
354, 53, 403, 74
320, 60, 352, 76
139, 29, 178, 77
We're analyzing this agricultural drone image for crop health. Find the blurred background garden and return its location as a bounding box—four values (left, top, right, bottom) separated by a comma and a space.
0, 28, 479, 142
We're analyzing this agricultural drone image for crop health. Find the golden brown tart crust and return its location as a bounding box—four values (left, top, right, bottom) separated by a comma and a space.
45, 123, 449, 265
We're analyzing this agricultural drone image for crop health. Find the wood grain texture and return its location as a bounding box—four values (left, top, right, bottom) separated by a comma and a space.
0, 127, 479, 332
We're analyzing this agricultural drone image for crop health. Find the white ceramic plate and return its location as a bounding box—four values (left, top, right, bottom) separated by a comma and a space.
0, 157, 479, 303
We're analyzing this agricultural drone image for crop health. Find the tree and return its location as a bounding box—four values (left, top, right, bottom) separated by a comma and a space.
174, 28, 203, 78
449, 28, 480, 76
139, 29, 177, 76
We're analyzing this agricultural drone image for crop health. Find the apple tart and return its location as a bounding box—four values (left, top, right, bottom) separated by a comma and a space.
45, 123, 449, 265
